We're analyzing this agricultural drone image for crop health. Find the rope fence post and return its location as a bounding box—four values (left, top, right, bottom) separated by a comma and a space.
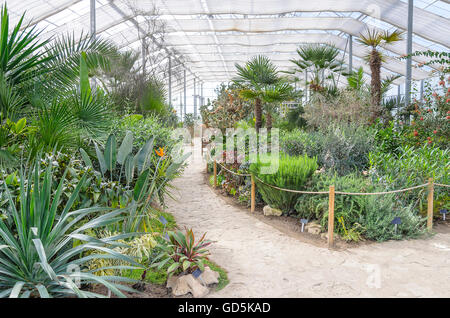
427, 177, 434, 231
251, 175, 255, 213
213, 160, 217, 188
328, 185, 335, 249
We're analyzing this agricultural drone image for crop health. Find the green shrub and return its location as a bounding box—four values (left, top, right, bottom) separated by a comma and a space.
280, 124, 375, 175
369, 144, 449, 215
315, 125, 375, 175
111, 114, 176, 151
295, 173, 374, 233
361, 195, 426, 241
295, 172, 428, 241
280, 129, 320, 158
249, 153, 317, 213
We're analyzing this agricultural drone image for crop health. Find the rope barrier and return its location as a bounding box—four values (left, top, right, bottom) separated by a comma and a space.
206, 149, 252, 177
216, 161, 251, 177
207, 149, 449, 195
253, 175, 328, 194
334, 183, 428, 195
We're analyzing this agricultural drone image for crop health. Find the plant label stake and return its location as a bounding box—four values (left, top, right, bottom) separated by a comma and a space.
391, 217, 402, 234
192, 268, 202, 278
192, 268, 205, 285
300, 219, 308, 232
159, 216, 168, 225
159, 216, 168, 234
440, 209, 448, 221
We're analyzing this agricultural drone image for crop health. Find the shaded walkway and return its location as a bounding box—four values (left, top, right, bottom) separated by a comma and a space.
166, 139, 450, 297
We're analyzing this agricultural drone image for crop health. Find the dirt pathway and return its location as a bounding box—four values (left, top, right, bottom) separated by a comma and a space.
166, 139, 450, 297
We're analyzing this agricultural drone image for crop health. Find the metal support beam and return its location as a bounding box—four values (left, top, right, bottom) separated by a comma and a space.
168, 55, 172, 107
420, 79, 424, 102
184, 70, 187, 119
349, 34, 353, 73
193, 78, 197, 118
108, 1, 201, 84
90, 0, 96, 38
201, 83, 204, 107
397, 85, 401, 104
405, 0, 414, 120
179, 92, 183, 120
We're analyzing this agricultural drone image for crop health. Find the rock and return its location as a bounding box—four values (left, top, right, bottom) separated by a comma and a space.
306, 221, 322, 235
170, 274, 209, 298
166, 275, 178, 289
199, 266, 220, 286
320, 233, 328, 240
263, 205, 282, 216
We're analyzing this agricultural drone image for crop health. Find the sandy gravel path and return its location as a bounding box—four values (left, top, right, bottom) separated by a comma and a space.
166, 140, 450, 297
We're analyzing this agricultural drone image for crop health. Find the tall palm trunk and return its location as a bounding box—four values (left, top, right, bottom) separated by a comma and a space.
255, 98, 262, 133
266, 111, 272, 131
369, 48, 382, 121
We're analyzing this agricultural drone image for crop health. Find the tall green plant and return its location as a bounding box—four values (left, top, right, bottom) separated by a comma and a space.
0, 161, 141, 298
249, 153, 317, 213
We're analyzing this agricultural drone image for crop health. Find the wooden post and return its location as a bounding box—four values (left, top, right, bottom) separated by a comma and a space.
328, 185, 335, 249
213, 160, 217, 188
427, 177, 434, 231
251, 175, 255, 212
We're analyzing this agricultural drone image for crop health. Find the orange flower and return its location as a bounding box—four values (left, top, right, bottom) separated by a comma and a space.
155, 147, 165, 157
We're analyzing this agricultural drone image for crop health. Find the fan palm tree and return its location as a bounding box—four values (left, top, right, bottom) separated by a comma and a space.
262, 81, 297, 130
289, 44, 345, 92
356, 28, 404, 116
233, 55, 279, 132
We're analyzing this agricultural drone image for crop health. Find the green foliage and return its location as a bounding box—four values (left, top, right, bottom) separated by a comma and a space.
280, 125, 375, 175
250, 153, 317, 213
0, 5, 51, 87
295, 173, 374, 231
369, 144, 449, 211
112, 114, 176, 151
361, 195, 426, 242
0, 160, 140, 298
152, 228, 212, 277
296, 172, 427, 241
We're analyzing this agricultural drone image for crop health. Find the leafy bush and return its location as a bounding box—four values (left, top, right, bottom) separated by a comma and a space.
295, 172, 427, 241
249, 153, 317, 213
369, 144, 449, 215
295, 173, 374, 233
361, 195, 426, 241
280, 129, 320, 157
280, 125, 375, 175
111, 114, 176, 151
0, 161, 140, 298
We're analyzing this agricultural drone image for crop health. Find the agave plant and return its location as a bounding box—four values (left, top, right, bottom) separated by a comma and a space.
152, 228, 212, 277
0, 160, 142, 298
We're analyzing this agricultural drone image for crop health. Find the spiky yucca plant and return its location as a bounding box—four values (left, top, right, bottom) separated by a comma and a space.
0, 161, 141, 298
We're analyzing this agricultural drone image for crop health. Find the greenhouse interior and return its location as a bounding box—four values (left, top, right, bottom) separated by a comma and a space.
0, 0, 448, 302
